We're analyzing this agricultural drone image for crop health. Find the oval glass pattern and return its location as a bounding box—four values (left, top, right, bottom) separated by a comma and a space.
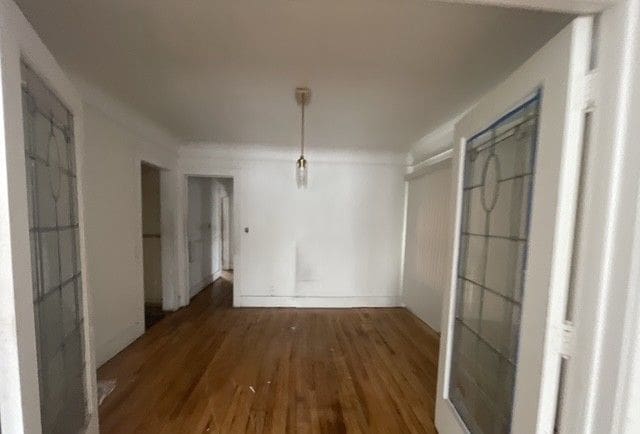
481, 153, 501, 212
46, 130, 62, 201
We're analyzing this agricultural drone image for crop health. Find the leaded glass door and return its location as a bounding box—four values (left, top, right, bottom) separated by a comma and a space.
436, 18, 592, 434
21, 61, 87, 433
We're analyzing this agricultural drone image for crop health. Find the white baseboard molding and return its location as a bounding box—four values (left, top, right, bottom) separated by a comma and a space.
235, 295, 401, 308
96, 321, 144, 367
403, 304, 441, 334
189, 270, 223, 298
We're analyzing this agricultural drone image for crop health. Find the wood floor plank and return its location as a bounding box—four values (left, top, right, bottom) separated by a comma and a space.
97, 277, 440, 433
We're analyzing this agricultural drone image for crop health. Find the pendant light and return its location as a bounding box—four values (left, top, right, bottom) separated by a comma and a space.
295, 87, 311, 189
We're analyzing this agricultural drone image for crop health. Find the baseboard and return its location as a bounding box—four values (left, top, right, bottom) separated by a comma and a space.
403, 304, 441, 335
189, 270, 222, 298
85, 411, 100, 434
96, 321, 144, 367
235, 295, 401, 308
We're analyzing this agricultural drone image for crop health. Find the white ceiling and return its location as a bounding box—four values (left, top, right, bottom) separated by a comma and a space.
16, 0, 570, 150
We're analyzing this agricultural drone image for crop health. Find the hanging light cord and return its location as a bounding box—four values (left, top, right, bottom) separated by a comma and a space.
300, 100, 305, 157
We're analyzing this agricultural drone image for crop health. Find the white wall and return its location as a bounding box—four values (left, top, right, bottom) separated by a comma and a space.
81, 95, 179, 366
402, 158, 454, 332
180, 145, 406, 307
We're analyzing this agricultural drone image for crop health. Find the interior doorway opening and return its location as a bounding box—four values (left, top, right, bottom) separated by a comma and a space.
141, 163, 164, 329
187, 176, 235, 301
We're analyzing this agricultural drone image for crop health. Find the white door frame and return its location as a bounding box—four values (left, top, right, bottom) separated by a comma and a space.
430, 2, 640, 432
221, 195, 231, 270
0, 0, 99, 432
132, 143, 181, 315
560, 1, 640, 433
135, 160, 178, 314
436, 17, 592, 433
177, 164, 241, 308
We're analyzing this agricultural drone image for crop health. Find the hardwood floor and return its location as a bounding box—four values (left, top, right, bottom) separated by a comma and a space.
97, 277, 440, 433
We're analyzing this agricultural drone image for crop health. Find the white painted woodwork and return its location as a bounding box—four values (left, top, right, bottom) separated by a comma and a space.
560, 1, 640, 433
436, 16, 591, 434
431, 0, 615, 13
0, 0, 99, 431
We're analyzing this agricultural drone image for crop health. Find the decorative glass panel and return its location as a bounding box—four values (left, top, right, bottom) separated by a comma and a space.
449, 95, 540, 433
21, 61, 87, 433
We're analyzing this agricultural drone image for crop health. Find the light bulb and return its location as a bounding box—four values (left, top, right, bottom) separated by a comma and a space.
296, 156, 307, 189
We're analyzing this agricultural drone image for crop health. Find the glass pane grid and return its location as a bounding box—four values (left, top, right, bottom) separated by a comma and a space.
21, 60, 87, 433
450, 94, 540, 434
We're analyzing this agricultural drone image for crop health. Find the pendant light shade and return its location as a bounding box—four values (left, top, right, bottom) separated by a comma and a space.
295, 87, 311, 189
296, 155, 307, 188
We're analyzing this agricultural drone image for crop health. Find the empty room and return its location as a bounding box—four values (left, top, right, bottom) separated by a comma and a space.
1, 0, 640, 433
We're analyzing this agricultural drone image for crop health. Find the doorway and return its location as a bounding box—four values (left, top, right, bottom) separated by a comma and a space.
187, 176, 234, 300
141, 163, 164, 329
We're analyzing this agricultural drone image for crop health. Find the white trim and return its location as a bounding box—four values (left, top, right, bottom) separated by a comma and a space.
435, 135, 467, 434
435, 17, 592, 434
0, 1, 99, 431
178, 164, 241, 308
135, 159, 182, 317
95, 322, 144, 368
181, 143, 405, 166
399, 180, 409, 297
235, 295, 400, 308
584, 70, 600, 110
427, 0, 615, 13
159, 169, 180, 311
405, 149, 454, 180
563, 1, 640, 433
407, 115, 462, 166
189, 270, 222, 297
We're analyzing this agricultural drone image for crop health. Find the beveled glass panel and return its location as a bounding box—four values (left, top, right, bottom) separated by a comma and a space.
462, 235, 485, 284
73, 228, 81, 274
42, 349, 65, 431
38, 292, 63, 361
61, 329, 86, 431
489, 175, 532, 239
457, 279, 482, 333
66, 135, 77, 176
35, 159, 57, 228
75, 278, 84, 322
33, 110, 51, 161
485, 239, 526, 301
493, 121, 535, 181
465, 188, 486, 234
59, 228, 75, 282
61, 281, 77, 337
480, 291, 518, 357
57, 174, 71, 226
22, 60, 87, 433
40, 231, 60, 293
449, 95, 540, 433
30, 233, 40, 299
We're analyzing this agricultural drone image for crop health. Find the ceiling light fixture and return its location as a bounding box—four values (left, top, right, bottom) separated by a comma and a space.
295, 87, 311, 189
